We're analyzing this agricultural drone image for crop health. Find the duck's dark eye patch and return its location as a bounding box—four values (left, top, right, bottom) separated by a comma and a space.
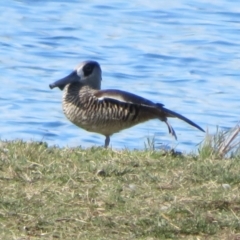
83, 63, 94, 76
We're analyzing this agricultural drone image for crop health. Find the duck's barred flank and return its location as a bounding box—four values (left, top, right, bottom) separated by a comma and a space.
50, 60, 205, 147
63, 85, 145, 135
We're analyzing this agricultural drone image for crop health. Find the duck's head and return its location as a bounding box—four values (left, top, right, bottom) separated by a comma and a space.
49, 60, 102, 90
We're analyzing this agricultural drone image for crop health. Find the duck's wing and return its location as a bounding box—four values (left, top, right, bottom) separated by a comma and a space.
94, 89, 162, 108
94, 89, 205, 134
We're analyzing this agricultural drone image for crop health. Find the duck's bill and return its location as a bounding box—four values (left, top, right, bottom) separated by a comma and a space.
49, 71, 78, 90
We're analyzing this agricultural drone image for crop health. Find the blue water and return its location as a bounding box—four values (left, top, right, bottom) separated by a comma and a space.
0, 0, 240, 152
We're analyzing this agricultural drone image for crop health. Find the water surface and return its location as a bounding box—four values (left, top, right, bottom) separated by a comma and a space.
0, 0, 240, 151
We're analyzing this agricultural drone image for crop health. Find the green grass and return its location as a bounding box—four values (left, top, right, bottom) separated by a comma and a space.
0, 135, 240, 239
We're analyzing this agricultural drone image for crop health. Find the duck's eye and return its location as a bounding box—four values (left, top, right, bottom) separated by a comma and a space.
83, 64, 93, 76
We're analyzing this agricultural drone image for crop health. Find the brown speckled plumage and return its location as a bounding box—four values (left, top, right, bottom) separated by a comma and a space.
50, 60, 204, 147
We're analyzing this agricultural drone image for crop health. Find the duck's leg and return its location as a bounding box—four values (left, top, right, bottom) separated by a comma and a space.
105, 135, 110, 148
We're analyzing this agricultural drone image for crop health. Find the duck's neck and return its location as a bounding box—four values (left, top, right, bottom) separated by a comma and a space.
63, 83, 96, 101
65, 82, 83, 92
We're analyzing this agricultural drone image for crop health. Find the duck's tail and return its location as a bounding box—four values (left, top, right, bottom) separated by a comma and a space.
162, 106, 205, 134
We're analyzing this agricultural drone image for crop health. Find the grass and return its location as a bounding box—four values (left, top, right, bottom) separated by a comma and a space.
198, 125, 240, 159
0, 127, 240, 239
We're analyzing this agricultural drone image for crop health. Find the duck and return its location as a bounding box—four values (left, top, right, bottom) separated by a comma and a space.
49, 60, 205, 148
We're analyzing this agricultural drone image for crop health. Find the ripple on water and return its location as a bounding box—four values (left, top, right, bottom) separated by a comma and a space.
0, 0, 239, 152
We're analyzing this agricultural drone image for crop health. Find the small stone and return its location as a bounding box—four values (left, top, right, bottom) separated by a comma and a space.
222, 184, 231, 190
128, 184, 136, 191
96, 169, 106, 176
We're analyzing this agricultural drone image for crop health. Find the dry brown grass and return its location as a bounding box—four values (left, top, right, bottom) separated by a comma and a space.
0, 134, 240, 239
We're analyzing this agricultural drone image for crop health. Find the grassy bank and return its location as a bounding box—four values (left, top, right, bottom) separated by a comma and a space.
0, 132, 240, 239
